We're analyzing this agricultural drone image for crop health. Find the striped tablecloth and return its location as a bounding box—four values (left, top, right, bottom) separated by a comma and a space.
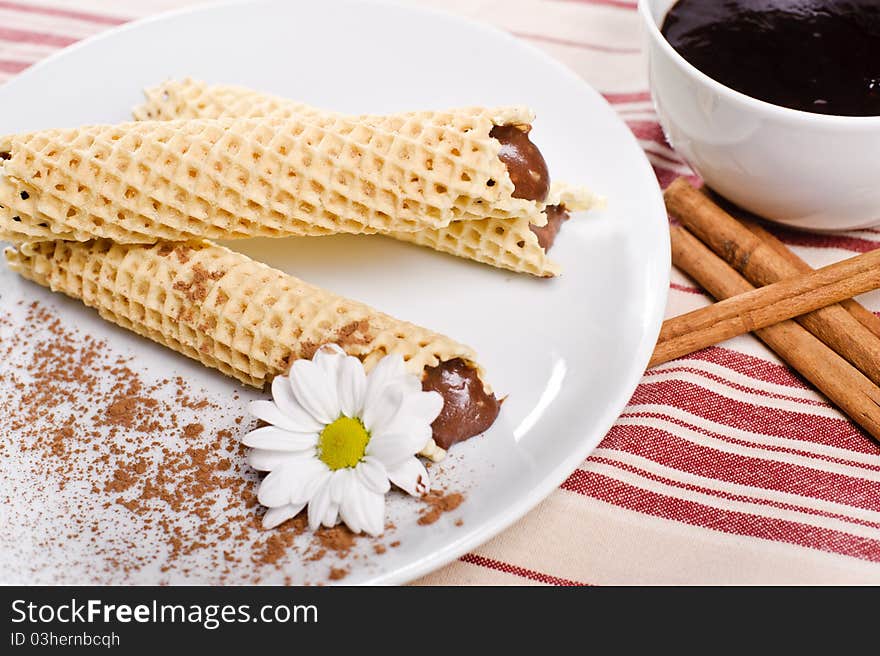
4, 0, 879, 585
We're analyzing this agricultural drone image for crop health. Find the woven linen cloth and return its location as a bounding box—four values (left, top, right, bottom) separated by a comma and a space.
3, 0, 879, 585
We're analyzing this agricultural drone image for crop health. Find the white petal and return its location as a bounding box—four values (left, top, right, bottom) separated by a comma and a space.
359, 490, 386, 536
367, 389, 442, 465
366, 427, 430, 467
355, 456, 391, 495
329, 468, 351, 504
247, 449, 306, 472
387, 457, 431, 497
249, 399, 312, 433
337, 480, 365, 534
257, 458, 329, 507
323, 502, 340, 528
262, 502, 306, 529
308, 478, 340, 531
271, 376, 324, 432
339, 482, 386, 536
313, 344, 344, 385
362, 382, 405, 434
289, 358, 340, 425
367, 352, 406, 388
337, 355, 367, 418
362, 354, 406, 424
398, 374, 421, 394
333, 471, 362, 533
383, 390, 444, 434
242, 425, 318, 451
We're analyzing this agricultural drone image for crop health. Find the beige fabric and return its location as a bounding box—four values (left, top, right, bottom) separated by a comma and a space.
417, 491, 880, 585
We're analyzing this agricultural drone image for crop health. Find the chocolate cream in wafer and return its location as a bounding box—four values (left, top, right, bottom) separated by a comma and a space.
417, 126, 568, 448
490, 124, 550, 202
491, 125, 572, 251
422, 359, 502, 450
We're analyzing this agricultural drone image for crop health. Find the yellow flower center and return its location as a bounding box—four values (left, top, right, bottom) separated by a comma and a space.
318, 416, 370, 470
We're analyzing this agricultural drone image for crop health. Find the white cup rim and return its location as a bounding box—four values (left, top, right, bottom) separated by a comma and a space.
637, 0, 880, 128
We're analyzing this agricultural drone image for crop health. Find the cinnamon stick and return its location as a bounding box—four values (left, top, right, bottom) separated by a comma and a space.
660, 225, 880, 441
651, 245, 880, 364
665, 178, 880, 386
740, 217, 880, 341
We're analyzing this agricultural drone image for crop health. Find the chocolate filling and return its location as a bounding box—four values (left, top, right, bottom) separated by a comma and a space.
489, 125, 550, 203
529, 204, 570, 251
421, 359, 502, 450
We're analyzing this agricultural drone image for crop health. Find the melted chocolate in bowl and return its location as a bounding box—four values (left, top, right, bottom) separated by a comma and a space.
490, 125, 550, 202
661, 0, 880, 116
422, 359, 502, 450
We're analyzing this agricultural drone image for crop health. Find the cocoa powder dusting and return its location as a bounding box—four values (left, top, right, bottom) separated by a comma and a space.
418, 490, 465, 526
182, 423, 204, 438
172, 263, 225, 303
0, 300, 401, 584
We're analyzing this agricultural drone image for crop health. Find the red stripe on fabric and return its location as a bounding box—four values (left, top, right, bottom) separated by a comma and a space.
459, 554, 589, 586
588, 456, 880, 530
0, 25, 77, 47
669, 282, 703, 295
603, 91, 652, 103
643, 365, 829, 406
682, 346, 810, 388
562, 469, 880, 562
652, 163, 691, 188
767, 224, 880, 254
0, 59, 29, 73
628, 120, 670, 147
595, 425, 880, 508
0, 1, 126, 25
512, 30, 640, 54
627, 379, 878, 454
643, 147, 685, 167
618, 410, 880, 473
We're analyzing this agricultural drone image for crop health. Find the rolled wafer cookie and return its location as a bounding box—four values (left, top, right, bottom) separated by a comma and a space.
133, 79, 602, 276
388, 182, 599, 277
5, 239, 501, 458
0, 104, 547, 244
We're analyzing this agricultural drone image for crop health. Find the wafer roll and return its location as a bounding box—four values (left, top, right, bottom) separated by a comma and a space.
0, 106, 546, 244
5, 239, 498, 458
132, 79, 602, 276
5, 238, 484, 384
388, 182, 598, 277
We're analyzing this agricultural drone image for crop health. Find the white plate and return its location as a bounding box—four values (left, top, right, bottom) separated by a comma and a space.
0, 0, 668, 584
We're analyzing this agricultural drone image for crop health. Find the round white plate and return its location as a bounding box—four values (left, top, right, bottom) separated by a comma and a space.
0, 0, 668, 584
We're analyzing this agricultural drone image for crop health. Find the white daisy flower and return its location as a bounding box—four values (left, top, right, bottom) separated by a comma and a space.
243, 344, 443, 536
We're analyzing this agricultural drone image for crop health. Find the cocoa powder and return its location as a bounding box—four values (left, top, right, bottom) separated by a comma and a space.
418, 490, 465, 526
0, 301, 401, 584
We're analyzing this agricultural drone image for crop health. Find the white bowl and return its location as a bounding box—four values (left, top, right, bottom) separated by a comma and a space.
640, 0, 880, 231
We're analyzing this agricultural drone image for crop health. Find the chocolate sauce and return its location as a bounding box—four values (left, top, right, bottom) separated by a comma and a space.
530, 204, 570, 251
490, 125, 550, 202
421, 359, 502, 450
661, 0, 880, 116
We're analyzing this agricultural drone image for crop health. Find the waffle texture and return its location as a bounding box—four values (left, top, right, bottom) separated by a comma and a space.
388, 182, 599, 277
5, 238, 482, 386
5, 238, 491, 459
133, 79, 325, 122
132, 79, 602, 276
0, 105, 545, 244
